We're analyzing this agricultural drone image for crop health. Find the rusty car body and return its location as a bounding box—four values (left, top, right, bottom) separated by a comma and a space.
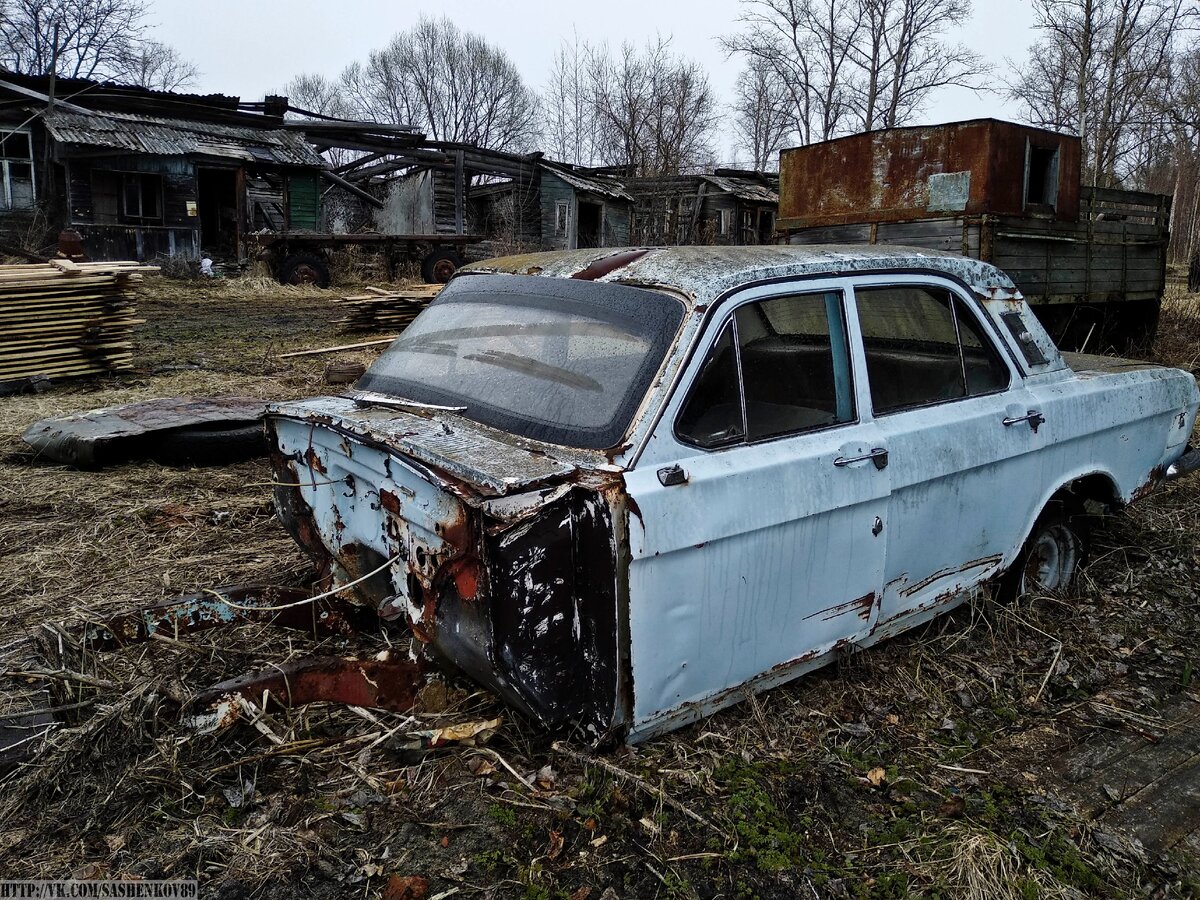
266, 245, 1200, 743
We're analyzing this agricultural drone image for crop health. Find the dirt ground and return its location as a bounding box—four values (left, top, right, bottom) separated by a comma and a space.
2, 275, 1200, 899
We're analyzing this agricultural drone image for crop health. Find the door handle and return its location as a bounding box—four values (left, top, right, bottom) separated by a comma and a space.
1003, 410, 1045, 433
657, 464, 688, 486
833, 447, 889, 470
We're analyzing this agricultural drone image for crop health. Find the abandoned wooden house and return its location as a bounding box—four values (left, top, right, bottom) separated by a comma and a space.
625, 170, 779, 246
537, 161, 634, 250
0, 73, 330, 260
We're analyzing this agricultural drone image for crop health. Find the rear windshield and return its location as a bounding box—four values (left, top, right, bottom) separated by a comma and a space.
357, 274, 685, 450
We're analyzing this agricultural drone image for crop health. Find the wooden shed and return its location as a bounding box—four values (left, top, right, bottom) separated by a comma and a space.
627, 170, 778, 246
538, 162, 633, 250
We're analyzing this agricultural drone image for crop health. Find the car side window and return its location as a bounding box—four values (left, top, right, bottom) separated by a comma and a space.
854, 285, 1008, 415
676, 291, 855, 448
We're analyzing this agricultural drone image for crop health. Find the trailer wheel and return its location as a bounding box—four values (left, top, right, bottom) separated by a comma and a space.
997, 501, 1089, 602
279, 252, 331, 288
421, 248, 462, 284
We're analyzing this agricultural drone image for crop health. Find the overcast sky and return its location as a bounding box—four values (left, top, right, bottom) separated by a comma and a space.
149, 0, 1038, 163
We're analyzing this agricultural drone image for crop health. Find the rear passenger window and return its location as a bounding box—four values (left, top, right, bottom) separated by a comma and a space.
855, 286, 1008, 414
676, 291, 855, 448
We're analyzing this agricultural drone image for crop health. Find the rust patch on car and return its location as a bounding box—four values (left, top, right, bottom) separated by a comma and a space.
1131, 464, 1166, 503
802, 591, 876, 622
303, 445, 327, 475
570, 249, 651, 281
900, 554, 1004, 598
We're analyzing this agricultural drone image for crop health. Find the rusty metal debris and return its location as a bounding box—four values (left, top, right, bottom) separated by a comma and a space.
78, 585, 380, 650
191, 650, 426, 717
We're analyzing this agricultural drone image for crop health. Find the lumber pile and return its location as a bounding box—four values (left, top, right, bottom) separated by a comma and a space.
331, 284, 441, 333
0, 259, 155, 385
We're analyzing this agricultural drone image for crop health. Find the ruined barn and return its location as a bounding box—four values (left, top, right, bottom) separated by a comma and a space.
626, 169, 779, 246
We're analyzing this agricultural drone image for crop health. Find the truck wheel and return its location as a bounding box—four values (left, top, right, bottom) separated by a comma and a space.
998, 503, 1089, 601
421, 248, 462, 284
279, 252, 331, 288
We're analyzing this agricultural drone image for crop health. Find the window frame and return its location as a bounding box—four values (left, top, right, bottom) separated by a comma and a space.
0, 129, 35, 210
848, 275, 1016, 418
672, 280, 859, 452
554, 199, 569, 234
121, 172, 164, 222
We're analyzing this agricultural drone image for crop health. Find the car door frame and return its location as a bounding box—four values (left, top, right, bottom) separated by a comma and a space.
621, 274, 894, 740
843, 272, 1043, 636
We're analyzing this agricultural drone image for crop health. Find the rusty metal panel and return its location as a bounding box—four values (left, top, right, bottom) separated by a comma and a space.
778, 119, 1083, 228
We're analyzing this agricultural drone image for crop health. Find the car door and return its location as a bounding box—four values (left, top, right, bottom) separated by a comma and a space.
848, 276, 1045, 634
622, 279, 891, 736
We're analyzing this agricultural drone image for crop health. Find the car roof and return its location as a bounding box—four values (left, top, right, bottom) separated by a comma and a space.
458, 244, 1019, 307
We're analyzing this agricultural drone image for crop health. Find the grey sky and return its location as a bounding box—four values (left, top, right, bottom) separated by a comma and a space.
150, 0, 1037, 162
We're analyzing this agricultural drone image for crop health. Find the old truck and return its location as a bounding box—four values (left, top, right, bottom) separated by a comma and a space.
776, 119, 1171, 353
266, 245, 1200, 743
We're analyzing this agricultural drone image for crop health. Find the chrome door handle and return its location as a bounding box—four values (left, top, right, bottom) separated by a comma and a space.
1003, 410, 1045, 433
833, 447, 889, 470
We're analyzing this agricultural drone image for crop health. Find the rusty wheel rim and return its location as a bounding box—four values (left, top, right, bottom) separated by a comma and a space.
431, 258, 457, 283
289, 263, 321, 285
1022, 524, 1078, 595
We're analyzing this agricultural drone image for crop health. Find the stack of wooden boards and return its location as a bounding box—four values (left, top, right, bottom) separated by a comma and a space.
0, 259, 155, 386
331, 284, 442, 333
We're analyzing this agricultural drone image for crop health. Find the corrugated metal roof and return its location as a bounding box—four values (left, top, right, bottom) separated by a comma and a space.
702, 174, 778, 204
540, 161, 633, 202
42, 109, 326, 167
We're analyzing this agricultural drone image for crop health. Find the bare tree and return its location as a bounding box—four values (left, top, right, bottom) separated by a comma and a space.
723, 0, 988, 143
732, 57, 796, 169
0, 0, 201, 93
540, 34, 601, 166
336, 16, 538, 152
114, 39, 198, 91
849, 0, 987, 130
721, 0, 859, 145
587, 37, 719, 175
284, 72, 350, 119
0, 0, 144, 79
1008, 0, 1192, 185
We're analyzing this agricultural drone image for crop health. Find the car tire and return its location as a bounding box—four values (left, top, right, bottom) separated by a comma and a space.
421, 248, 462, 284
997, 502, 1089, 602
279, 252, 331, 288
149, 423, 268, 467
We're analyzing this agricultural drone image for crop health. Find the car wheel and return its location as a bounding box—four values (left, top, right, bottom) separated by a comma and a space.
421, 248, 462, 284
998, 504, 1089, 601
150, 423, 268, 467
279, 252, 331, 288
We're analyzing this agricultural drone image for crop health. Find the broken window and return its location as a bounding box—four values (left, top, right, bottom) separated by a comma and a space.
123, 173, 162, 221
718, 209, 732, 236
676, 291, 855, 448
555, 200, 569, 234
855, 285, 1008, 414
0, 129, 34, 210
1025, 141, 1060, 209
